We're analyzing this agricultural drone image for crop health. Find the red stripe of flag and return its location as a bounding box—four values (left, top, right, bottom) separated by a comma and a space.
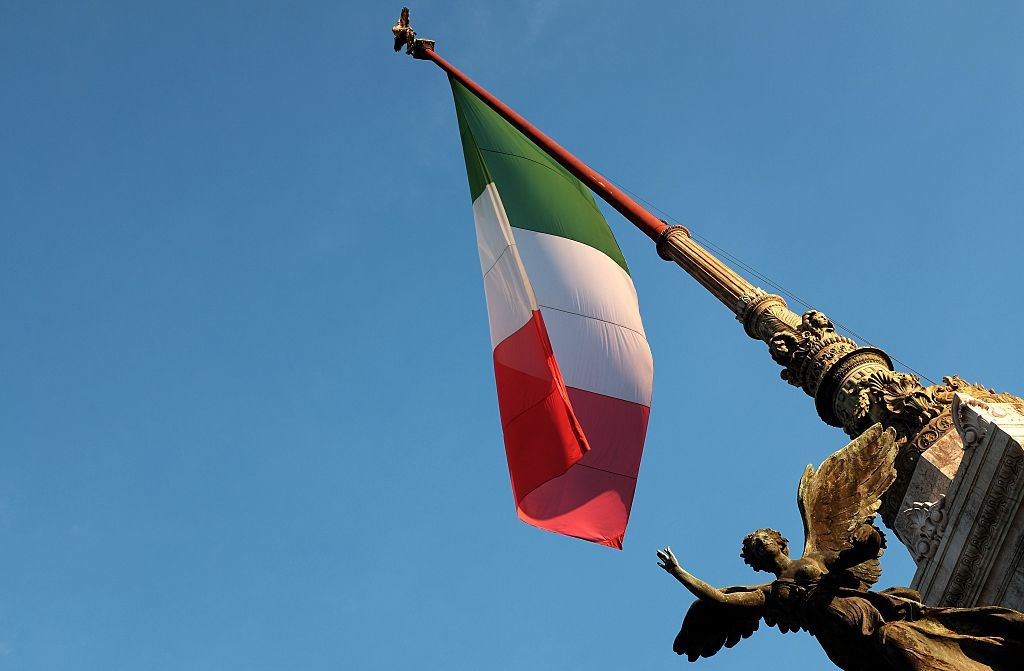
493, 310, 649, 547
492, 310, 590, 507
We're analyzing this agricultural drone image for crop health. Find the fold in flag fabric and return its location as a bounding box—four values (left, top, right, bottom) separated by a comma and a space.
450, 78, 653, 549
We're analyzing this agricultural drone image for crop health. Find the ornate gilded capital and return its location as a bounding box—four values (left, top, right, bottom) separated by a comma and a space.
735, 289, 801, 341
852, 369, 942, 439
769, 311, 857, 395
733, 291, 897, 430
817, 348, 894, 432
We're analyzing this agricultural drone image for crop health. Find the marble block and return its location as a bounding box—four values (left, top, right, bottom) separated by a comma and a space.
910, 394, 1024, 608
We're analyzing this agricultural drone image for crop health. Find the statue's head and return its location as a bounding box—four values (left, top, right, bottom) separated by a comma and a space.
741, 528, 789, 574
802, 310, 833, 332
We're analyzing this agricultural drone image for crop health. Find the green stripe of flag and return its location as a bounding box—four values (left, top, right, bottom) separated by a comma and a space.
451, 78, 629, 274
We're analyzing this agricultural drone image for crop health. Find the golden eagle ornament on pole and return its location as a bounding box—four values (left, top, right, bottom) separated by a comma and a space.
391, 7, 415, 54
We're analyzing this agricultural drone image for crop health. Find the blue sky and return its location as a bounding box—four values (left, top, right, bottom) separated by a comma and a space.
2, 2, 1023, 669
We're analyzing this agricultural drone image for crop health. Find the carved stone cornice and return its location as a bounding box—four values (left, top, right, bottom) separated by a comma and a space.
958, 404, 990, 450
952, 394, 1010, 449
900, 496, 948, 563
878, 378, 1024, 526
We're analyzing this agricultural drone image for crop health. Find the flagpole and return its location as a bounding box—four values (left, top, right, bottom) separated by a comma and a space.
415, 45, 759, 313
398, 35, 880, 407
423, 49, 668, 243
391, 15, 1016, 534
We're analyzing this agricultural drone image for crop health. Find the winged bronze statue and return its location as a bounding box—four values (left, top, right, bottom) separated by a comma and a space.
657, 424, 1024, 670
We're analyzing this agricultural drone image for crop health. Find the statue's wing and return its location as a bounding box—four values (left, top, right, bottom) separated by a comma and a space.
797, 423, 898, 558
849, 556, 882, 585
672, 586, 766, 662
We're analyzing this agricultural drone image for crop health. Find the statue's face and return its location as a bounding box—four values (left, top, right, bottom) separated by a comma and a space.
743, 530, 789, 573
755, 537, 780, 561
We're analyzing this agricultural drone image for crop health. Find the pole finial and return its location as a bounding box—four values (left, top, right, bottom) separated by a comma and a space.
391, 7, 435, 58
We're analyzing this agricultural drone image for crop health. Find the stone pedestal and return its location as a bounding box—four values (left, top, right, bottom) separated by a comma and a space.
908, 394, 1024, 608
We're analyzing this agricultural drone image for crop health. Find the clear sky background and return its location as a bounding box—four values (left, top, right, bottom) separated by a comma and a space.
2, 2, 1023, 669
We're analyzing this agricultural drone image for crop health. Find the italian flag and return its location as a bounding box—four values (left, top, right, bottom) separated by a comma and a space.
451, 78, 653, 548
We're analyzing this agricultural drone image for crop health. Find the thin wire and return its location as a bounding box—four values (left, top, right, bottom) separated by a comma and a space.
607, 181, 938, 385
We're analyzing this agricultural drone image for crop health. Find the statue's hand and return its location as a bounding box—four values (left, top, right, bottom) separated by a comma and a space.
853, 524, 876, 545
657, 546, 681, 574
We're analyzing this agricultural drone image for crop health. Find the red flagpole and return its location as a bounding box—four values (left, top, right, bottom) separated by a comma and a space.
419, 47, 670, 243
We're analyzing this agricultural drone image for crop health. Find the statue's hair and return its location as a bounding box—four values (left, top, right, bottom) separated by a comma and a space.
741, 528, 789, 571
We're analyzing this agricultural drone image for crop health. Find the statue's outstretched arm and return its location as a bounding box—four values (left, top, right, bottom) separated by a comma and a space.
657, 547, 764, 608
